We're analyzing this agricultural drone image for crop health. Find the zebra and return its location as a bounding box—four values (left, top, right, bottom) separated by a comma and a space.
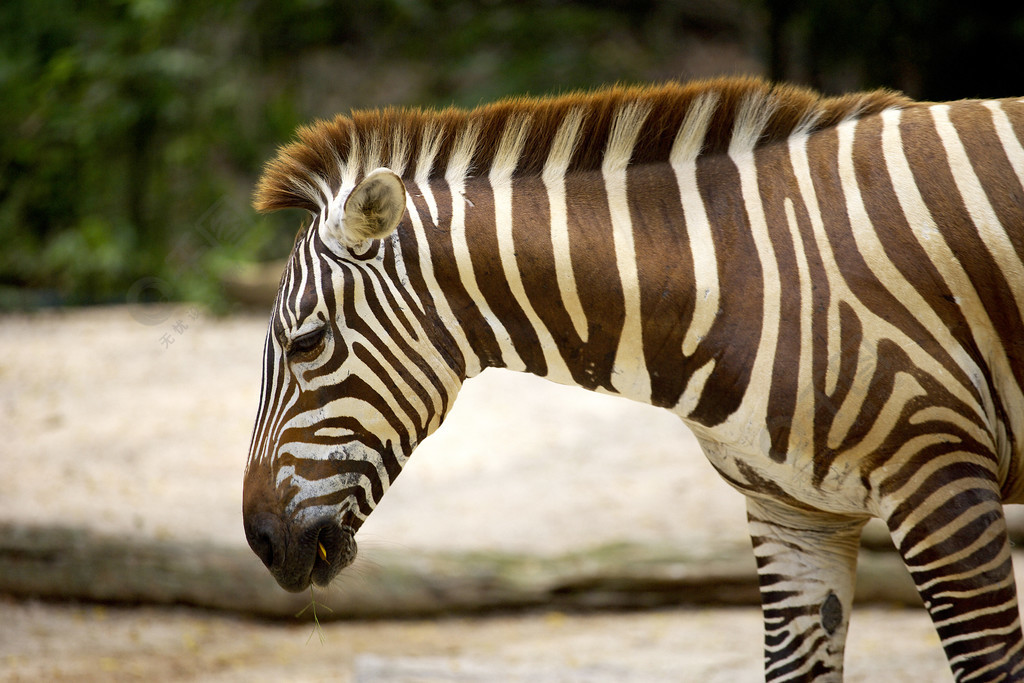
242, 76, 1024, 681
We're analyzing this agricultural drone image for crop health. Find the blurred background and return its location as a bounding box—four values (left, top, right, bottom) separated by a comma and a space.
4, 2, 1024, 679
3, 0, 1024, 314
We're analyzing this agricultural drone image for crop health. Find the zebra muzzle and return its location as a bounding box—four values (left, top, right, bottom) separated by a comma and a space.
244, 512, 357, 592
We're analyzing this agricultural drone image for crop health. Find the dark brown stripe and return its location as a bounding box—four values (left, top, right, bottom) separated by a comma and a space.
509, 175, 597, 386
900, 105, 1024, 397
755, 144, 803, 463
462, 176, 547, 374
1003, 98, 1024, 148
627, 163, 694, 408
396, 186, 467, 386
563, 169, 624, 392
350, 341, 424, 453
346, 266, 447, 435
294, 484, 375, 519
852, 111, 984, 406
414, 181, 503, 367
687, 153, 762, 427
952, 102, 1024, 266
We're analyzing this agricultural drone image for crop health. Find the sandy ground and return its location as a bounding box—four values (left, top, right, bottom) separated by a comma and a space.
2, 598, 951, 682
0, 304, 992, 680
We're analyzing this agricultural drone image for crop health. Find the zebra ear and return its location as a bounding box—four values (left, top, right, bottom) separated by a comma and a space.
335, 168, 406, 247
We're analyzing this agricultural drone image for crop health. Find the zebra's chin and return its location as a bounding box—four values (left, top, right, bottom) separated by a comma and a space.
244, 512, 357, 592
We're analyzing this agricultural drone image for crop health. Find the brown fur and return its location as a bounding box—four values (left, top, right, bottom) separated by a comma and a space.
255, 76, 910, 214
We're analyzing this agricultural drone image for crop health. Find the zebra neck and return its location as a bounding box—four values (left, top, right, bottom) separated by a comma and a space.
402, 162, 729, 410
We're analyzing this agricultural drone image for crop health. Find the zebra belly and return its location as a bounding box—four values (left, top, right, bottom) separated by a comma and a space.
691, 428, 877, 518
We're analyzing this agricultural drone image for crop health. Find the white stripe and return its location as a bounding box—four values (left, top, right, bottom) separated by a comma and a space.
837, 117, 982, 417
603, 101, 652, 400
670, 93, 721, 357
415, 124, 443, 225
724, 95, 781, 440
265, 386, 300, 473
446, 123, 526, 372
788, 132, 845, 397
782, 197, 814, 453
490, 118, 575, 383
718, 97, 782, 442
881, 107, 1014, 436
932, 104, 1024, 323
730, 90, 777, 156
672, 92, 719, 162
543, 109, 590, 342
722, 94, 785, 441
373, 236, 465, 425
405, 182, 482, 377
490, 115, 531, 181
386, 230, 426, 318
388, 125, 410, 176
984, 100, 1024, 196
445, 121, 480, 185
249, 332, 282, 467
675, 358, 715, 417
309, 237, 332, 325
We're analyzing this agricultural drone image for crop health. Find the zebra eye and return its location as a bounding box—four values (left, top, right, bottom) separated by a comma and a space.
287, 327, 326, 358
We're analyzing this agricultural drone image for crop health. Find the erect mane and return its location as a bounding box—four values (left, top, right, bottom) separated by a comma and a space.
255, 76, 911, 214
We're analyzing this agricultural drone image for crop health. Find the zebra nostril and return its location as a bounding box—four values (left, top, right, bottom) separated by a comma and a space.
244, 513, 284, 571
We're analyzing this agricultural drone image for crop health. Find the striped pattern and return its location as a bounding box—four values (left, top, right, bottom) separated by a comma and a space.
244, 77, 1024, 681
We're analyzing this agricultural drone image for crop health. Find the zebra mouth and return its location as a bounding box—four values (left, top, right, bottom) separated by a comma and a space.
307, 521, 358, 588
244, 513, 357, 592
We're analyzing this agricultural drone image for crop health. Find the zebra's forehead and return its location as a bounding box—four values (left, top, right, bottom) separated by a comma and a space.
273, 229, 336, 333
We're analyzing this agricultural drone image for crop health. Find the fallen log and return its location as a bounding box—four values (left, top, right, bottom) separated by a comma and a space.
0, 523, 920, 620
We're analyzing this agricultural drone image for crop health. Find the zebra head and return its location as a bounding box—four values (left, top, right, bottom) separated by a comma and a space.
242, 168, 463, 592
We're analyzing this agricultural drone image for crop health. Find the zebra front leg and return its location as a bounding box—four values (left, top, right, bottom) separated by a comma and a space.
883, 471, 1024, 682
747, 497, 868, 682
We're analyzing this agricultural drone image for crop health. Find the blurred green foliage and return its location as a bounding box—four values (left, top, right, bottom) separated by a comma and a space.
2, 0, 1023, 310
0, 0, 299, 308
2, 0, 744, 310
